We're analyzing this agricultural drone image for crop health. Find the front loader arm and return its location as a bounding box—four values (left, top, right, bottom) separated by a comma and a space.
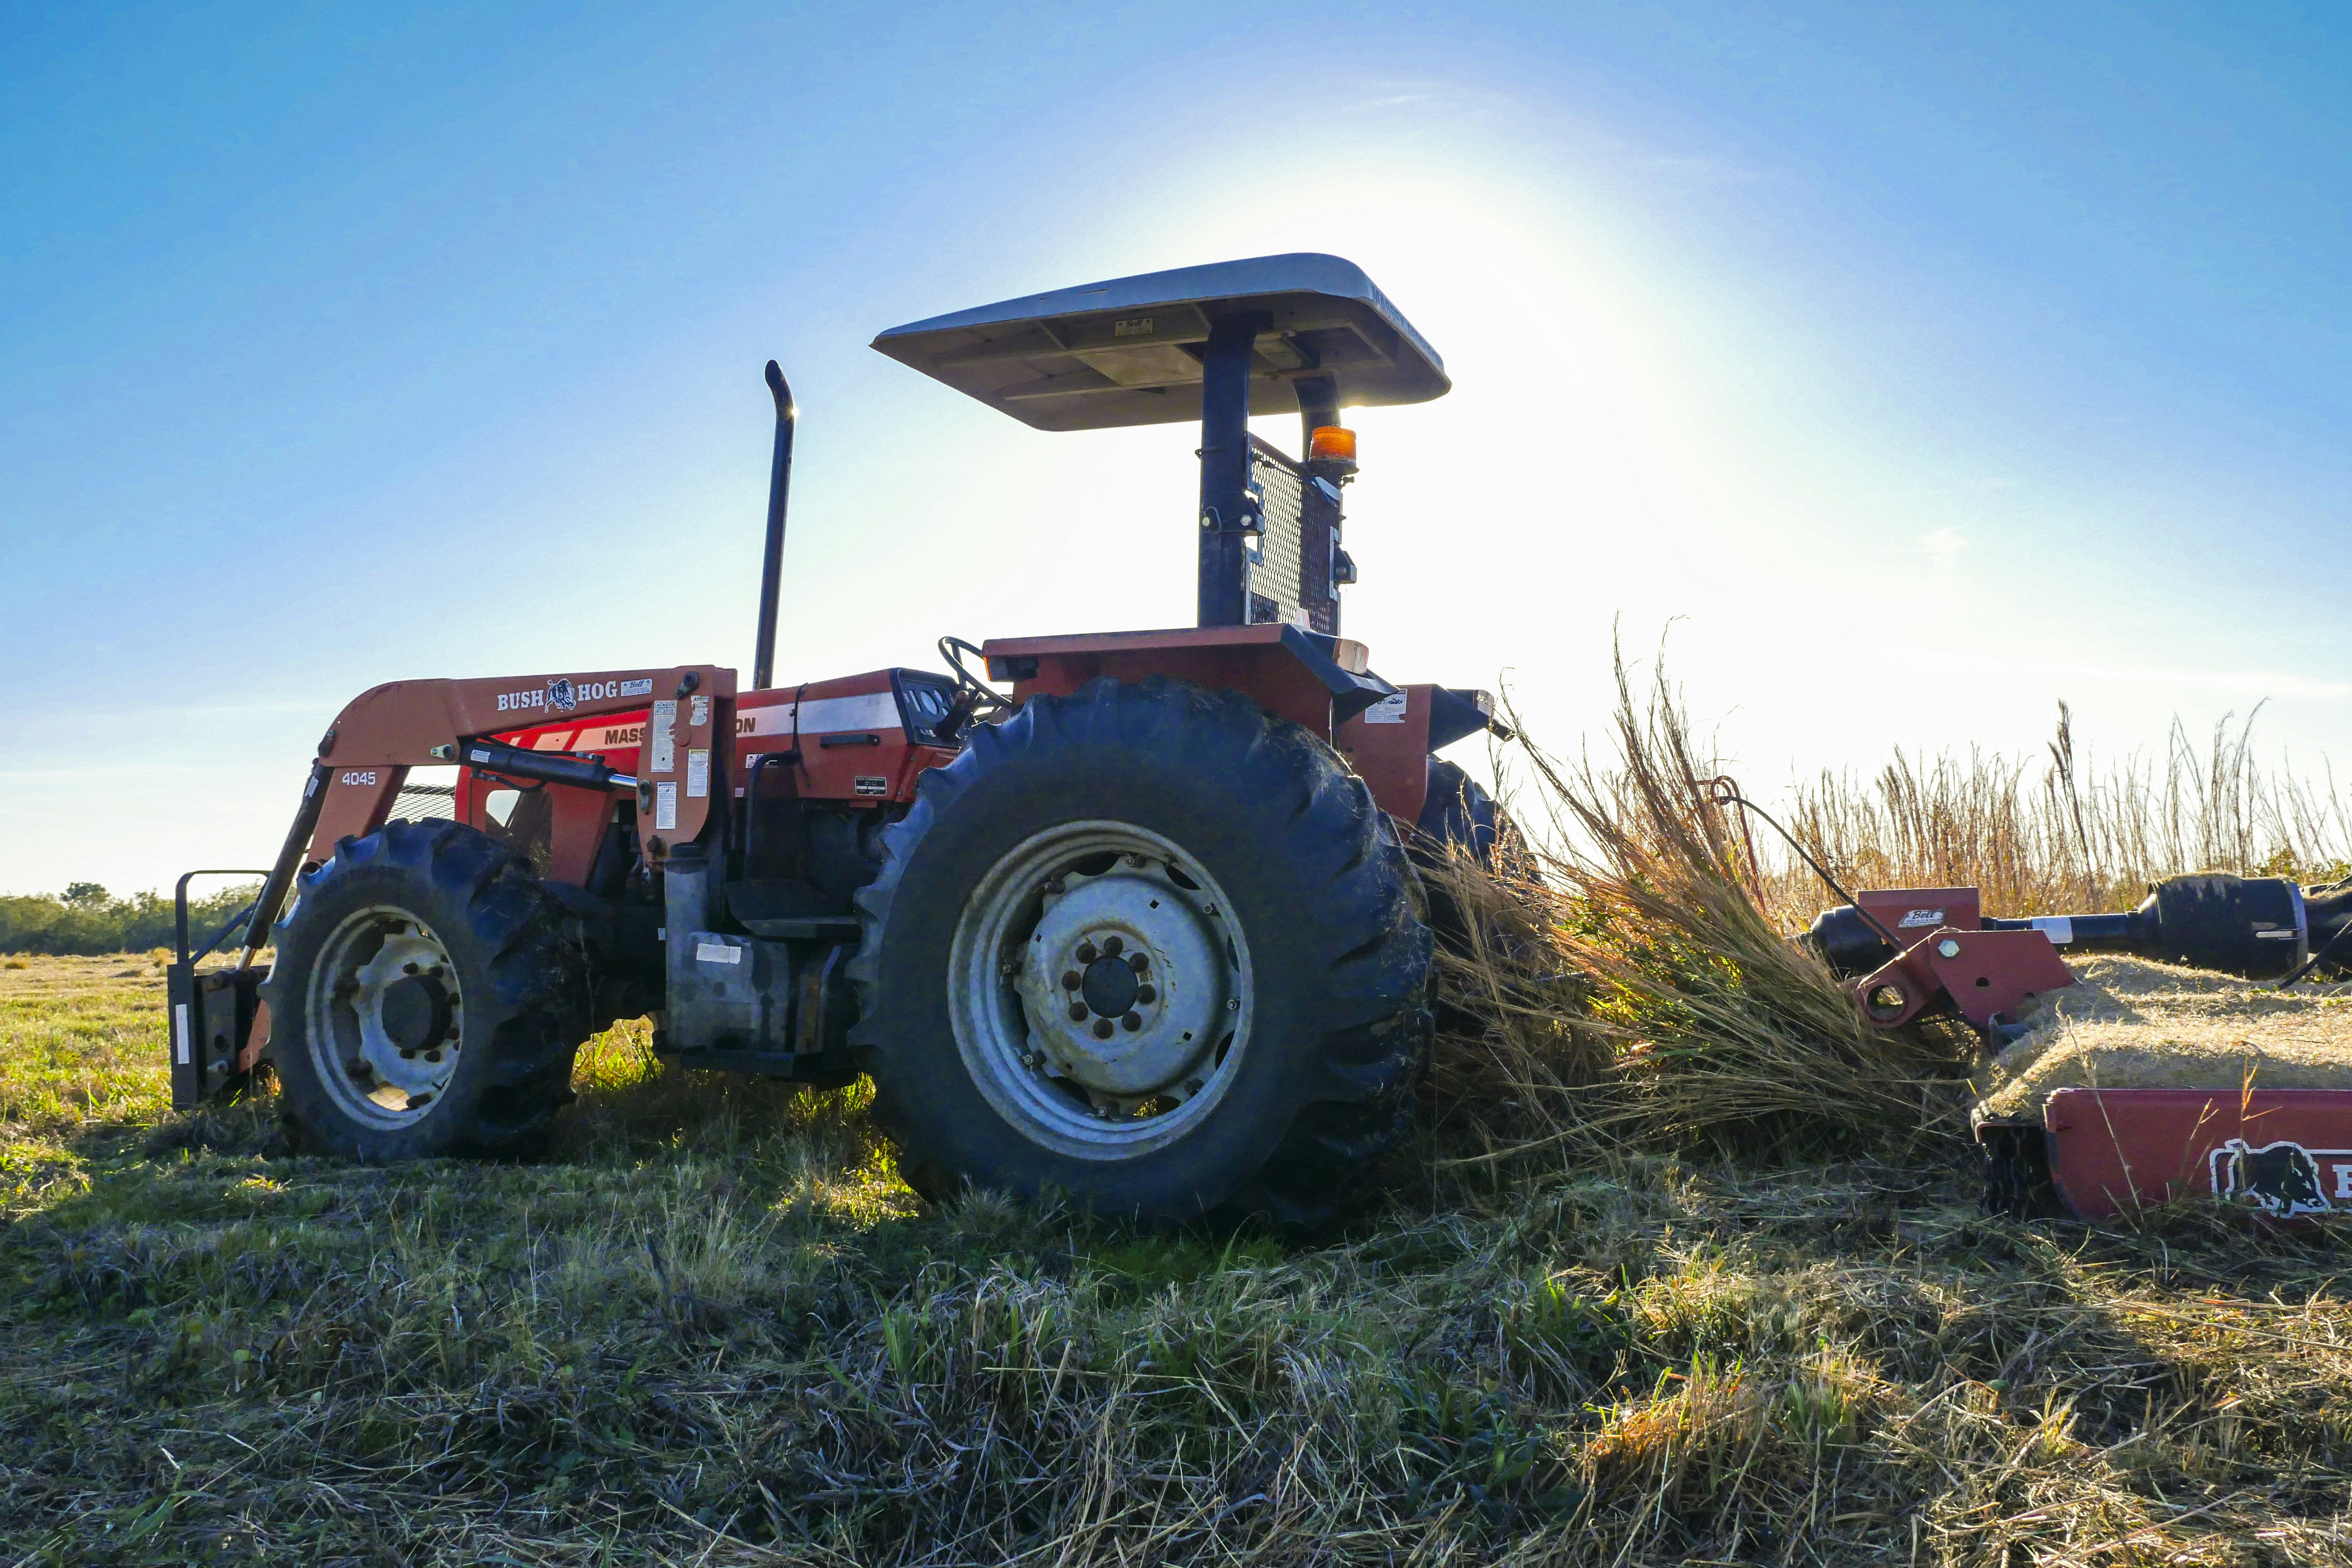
234, 664, 734, 969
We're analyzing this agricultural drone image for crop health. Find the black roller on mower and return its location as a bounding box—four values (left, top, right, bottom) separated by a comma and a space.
848, 676, 1434, 1230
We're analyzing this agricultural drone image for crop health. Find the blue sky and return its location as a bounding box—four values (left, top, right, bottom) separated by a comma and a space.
5, 1, 2349, 893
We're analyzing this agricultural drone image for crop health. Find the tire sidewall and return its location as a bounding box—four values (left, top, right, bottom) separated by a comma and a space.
867, 690, 1417, 1220
270, 837, 557, 1160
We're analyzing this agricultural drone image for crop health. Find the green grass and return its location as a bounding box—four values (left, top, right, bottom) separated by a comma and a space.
4, 955, 2350, 1565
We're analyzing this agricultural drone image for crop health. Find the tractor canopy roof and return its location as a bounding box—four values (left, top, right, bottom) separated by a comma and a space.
871, 253, 1448, 432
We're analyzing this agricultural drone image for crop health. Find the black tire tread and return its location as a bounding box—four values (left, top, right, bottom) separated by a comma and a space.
848, 676, 1431, 1230
1410, 757, 1532, 1042
261, 818, 591, 1160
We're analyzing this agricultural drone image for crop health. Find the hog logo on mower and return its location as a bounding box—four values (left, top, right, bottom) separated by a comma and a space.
547, 678, 578, 712
2211, 1139, 2352, 1217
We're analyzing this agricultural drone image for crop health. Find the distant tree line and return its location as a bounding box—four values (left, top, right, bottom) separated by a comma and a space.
0, 882, 264, 956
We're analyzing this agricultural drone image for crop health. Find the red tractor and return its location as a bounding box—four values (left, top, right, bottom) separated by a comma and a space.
167, 255, 1508, 1226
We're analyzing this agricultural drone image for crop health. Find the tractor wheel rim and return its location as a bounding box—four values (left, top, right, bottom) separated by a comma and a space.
306, 903, 464, 1128
951, 819, 1253, 1158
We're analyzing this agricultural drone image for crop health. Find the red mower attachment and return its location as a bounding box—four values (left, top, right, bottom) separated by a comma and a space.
1809, 874, 2352, 1225
1842, 887, 2079, 1035
2036, 1088, 2352, 1221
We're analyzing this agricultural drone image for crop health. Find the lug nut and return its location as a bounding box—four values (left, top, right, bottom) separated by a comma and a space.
1101, 936, 1123, 957
1062, 970, 1082, 990
1076, 942, 1098, 964
1068, 1002, 1088, 1022
1136, 984, 1156, 1004
1093, 1018, 1114, 1040
1128, 953, 1148, 974
1121, 1013, 1141, 1032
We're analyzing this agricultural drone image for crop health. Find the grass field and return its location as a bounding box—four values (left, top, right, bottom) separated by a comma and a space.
5, 946, 2350, 1566
7, 670, 2352, 1564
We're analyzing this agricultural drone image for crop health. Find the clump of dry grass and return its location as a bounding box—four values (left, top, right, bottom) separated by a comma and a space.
1426, 650, 1975, 1166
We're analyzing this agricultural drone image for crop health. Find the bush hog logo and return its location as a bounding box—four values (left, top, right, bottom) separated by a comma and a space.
496, 676, 655, 714
496, 686, 557, 714
2211, 1139, 2352, 1217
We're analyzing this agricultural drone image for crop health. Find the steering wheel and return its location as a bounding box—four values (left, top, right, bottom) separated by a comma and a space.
938, 636, 1013, 719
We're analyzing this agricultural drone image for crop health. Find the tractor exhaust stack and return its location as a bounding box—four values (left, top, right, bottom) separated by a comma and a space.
753, 359, 796, 691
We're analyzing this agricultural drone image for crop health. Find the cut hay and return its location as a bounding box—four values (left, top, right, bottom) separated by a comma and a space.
1975, 953, 2352, 1122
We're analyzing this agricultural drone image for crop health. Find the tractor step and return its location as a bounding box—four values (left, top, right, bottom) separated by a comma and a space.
735, 914, 861, 941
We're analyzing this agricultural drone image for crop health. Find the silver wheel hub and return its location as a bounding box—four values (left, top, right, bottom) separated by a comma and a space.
1018, 855, 1233, 1099
952, 821, 1251, 1158
305, 905, 464, 1127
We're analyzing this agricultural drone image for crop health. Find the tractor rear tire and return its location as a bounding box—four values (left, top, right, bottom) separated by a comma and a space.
261, 818, 591, 1161
848, 676, 1432, 1230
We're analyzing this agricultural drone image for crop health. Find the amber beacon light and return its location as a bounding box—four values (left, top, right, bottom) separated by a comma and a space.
1308, 425, 1357, 464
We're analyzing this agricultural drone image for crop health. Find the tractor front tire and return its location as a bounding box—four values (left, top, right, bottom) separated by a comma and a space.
1415, 757, 1505, 871
262, 818, 591, 1161
849, 676, 1432, 1230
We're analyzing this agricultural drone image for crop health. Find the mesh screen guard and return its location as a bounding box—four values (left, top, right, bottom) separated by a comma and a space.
1243, 437, 1343, 635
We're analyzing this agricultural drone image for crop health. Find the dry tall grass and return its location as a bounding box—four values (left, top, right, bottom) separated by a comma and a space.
1426, 652, 1978, 1166
1764, 703, 2352, 919
1425, 650, 2352, 1170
